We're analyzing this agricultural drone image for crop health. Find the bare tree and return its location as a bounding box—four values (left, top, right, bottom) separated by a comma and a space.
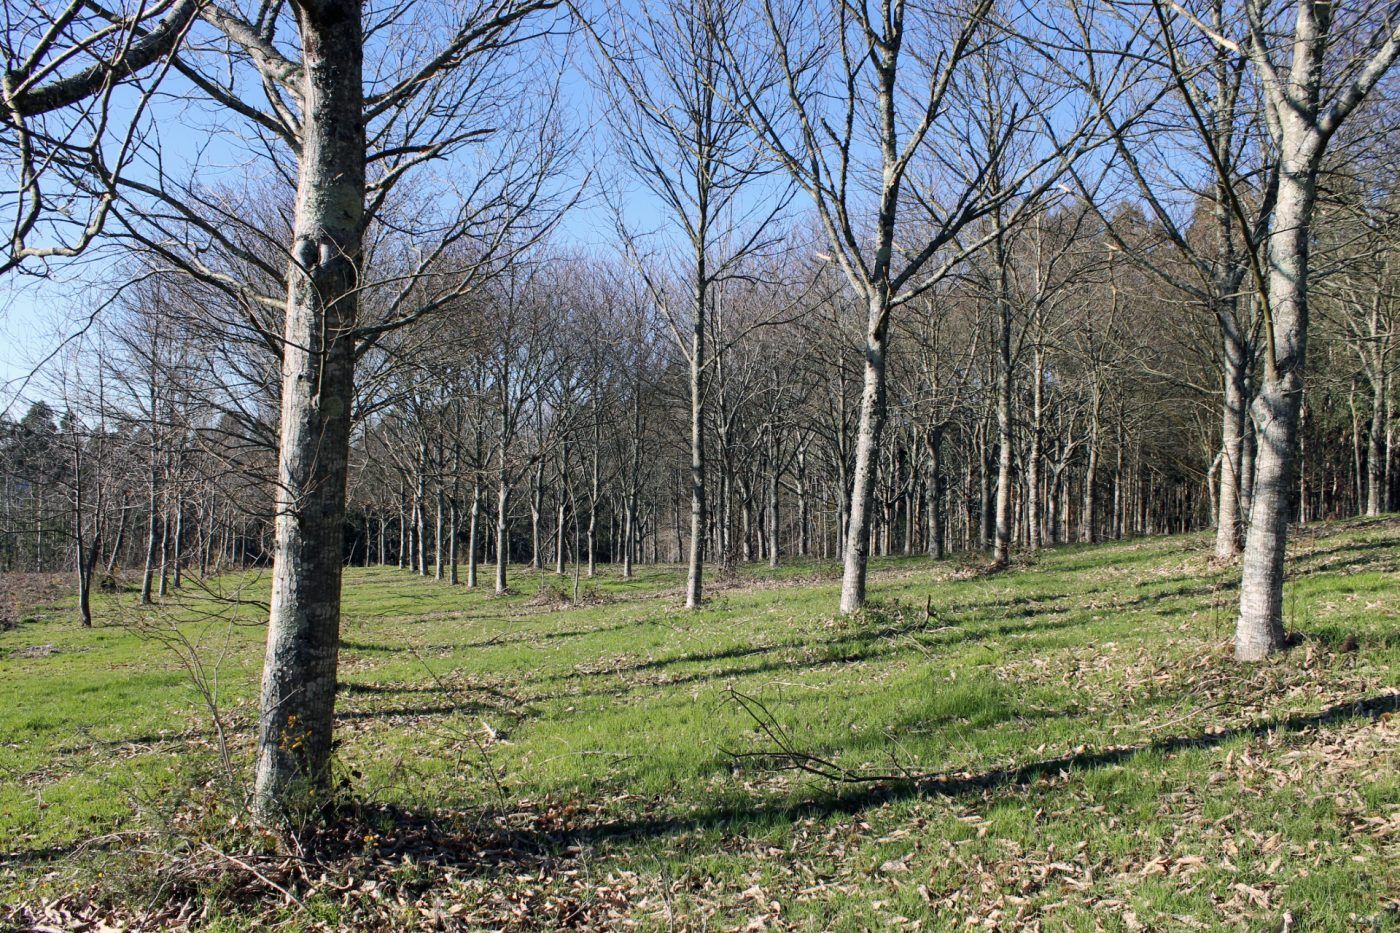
721, 0, 1141, 610
92, 0, 573, 824
1173, 0, 1400, 659
1085, 2, 1278, 560
590, 0, 788, 607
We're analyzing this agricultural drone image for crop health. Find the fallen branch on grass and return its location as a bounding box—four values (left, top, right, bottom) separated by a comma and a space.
723, 687, 920, 784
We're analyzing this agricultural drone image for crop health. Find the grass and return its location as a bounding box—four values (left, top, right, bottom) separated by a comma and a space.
1, 517, 1397, 930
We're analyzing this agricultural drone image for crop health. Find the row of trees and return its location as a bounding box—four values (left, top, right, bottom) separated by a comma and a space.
2, 0, 1397, 827
7, 189, 1393, 589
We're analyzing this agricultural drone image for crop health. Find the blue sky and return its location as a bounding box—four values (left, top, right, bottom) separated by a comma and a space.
0, 12, 612, 417
0, 0, 1186, 419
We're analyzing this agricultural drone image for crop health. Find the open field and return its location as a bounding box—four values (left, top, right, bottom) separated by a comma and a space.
1, 518, 1397, 930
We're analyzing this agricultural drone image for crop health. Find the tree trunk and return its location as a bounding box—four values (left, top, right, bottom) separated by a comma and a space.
158, 512, 170, 598
555, 490, 566, 575
685, 301, 705, 608
253, 0, 364, 824
839, 301, 888, 614
415, 453, 428, 576
171, 494, 183, 589
977, 421, 992, 549
993, 247, 1014, 566
1350, 383, 1364, 514
104, 500, 128, 576
1215, 329, 1248, 558
1027, 351, 1043, 551
467, 482, 480, 588
397, 485, 407, 568
529, 460, 542, 569
795, 444, 809, 557
622, 492, 636, 579
434, 486, 444, 580
1366, 364, 1385, 516
140, 453, 158, 604
587, 414, 599, 576
927, 430, 945, 560
1081, 388, 1101, 544
448, 498, 458, 584
1385, 378, 1395, 512
555, 441, 568, 575
1236, 136, 1318, 661
72, 443, 93, 627
767, 442, 780, 569
496, 471, 510, 594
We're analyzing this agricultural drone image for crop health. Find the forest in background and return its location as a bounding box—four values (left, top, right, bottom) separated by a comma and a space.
2, 183, 1396, 602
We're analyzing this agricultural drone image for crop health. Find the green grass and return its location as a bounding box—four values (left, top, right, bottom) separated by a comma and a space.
1, 517, 1397, 930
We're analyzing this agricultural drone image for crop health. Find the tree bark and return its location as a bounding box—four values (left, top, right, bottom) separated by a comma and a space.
434, 485, 444, 580
839, 301, 888, 614
448, 498, 458, 584
1027, 350, 1043, 551
529, 459, 542, 569
169, 490, 183, 589
158, 510, 170, 597
1081, 386, 1101, 544
1236, 136, 1317, 661
253, 0, 365, 824
1366, 350, 1385, 516
587, 414, 599, 577
495, 471, 510, 594
104, 499, 129, 577
415, 446, 428, 576
767, 434, 780, 569
993, 265, 1014, 567
466, 481, 480, 588
140, 424, 159, 604
1230, 0, 1400, 657
72, 441, 94, 627
1215, 326, 1248, 558
795, 443, 809, 557
685, 297, 705, 607
927, 429, 945, 560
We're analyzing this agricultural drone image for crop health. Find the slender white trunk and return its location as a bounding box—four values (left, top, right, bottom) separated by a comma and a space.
495, 471, 510, 595
993, 279, 1013, 566
1366, 333, 1385, 515
466, 482, 480, 588
1215, 329, 1248, 559
839, 298, 888, 614
767, 440, 780, 569
685, 303, 705, 607
1236, 139, 1317, 661
1081, 388, 1101, 544
1027, 352, 1043, 551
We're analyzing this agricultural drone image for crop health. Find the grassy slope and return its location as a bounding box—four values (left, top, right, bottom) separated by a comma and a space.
0, 518, 1397, 930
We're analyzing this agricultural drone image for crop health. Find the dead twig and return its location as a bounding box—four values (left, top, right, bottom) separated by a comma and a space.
199, 843, 306, 913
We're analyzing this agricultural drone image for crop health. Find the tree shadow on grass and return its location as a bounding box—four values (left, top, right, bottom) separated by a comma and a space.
521, 613, 1092, 705
338, 580, 1210, 712
339, 614, 666, 657
453, 690, 1397, 868
1287, 552, 1400, 578
1288, 536, 1398, 563
5, 693, 1392, 894
527, 568, 1242, 699
303, 690, 1400, 882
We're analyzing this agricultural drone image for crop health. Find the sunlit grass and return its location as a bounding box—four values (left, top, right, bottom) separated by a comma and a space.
2, 516, 1397, 928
